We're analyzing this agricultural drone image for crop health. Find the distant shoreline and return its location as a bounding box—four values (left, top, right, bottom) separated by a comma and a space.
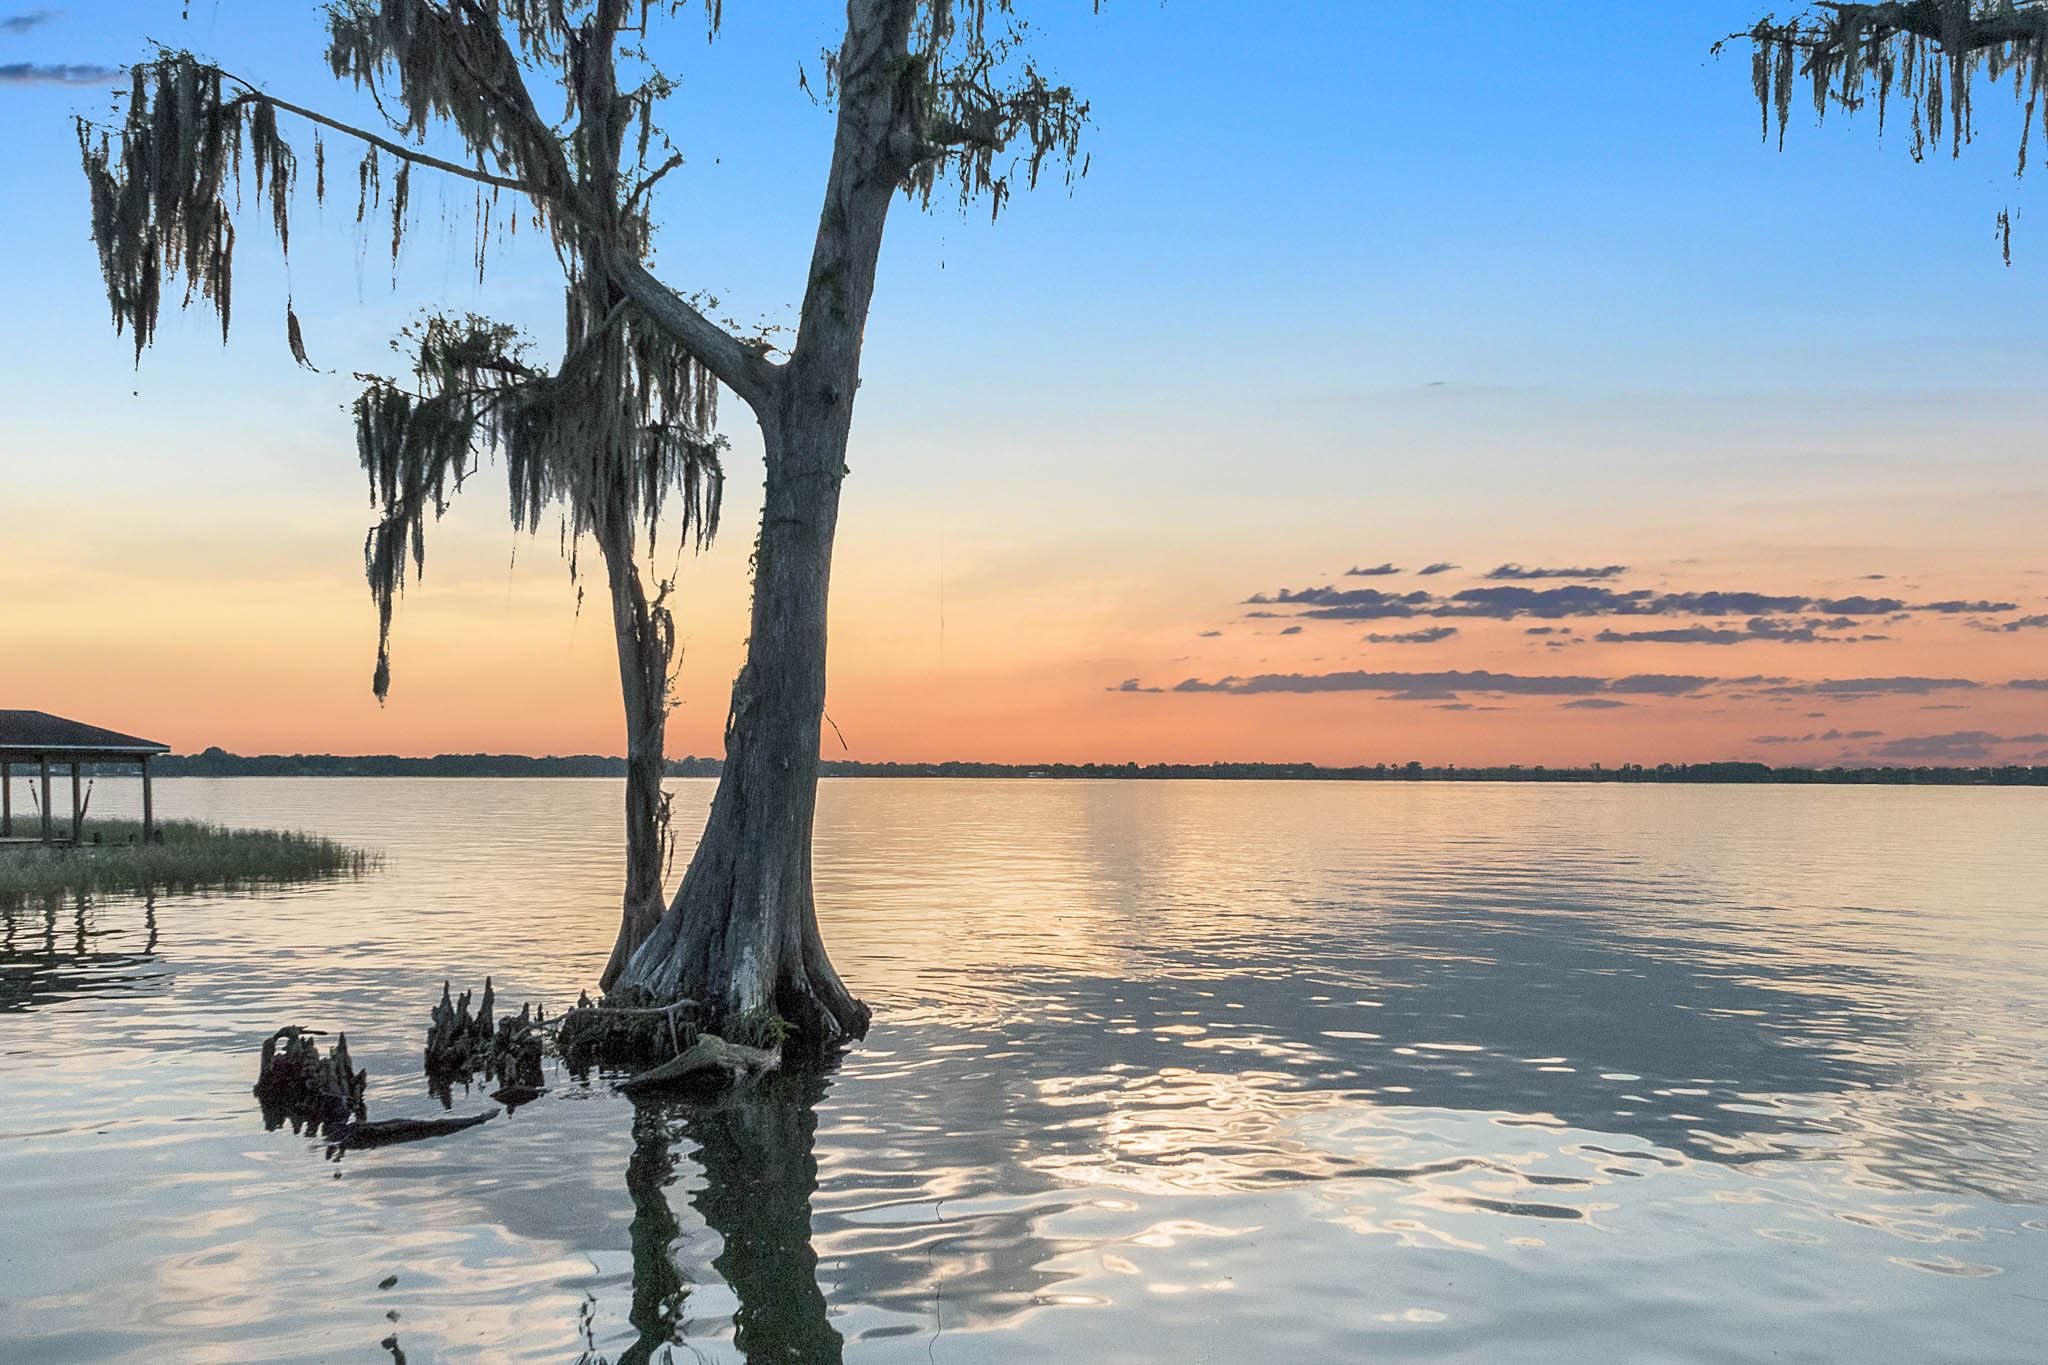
45, 750, 2048, 786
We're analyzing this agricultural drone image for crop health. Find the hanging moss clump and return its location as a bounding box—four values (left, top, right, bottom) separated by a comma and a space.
1736, 2, 2048, 165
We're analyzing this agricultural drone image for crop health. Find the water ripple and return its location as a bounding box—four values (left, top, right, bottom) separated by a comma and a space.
1, 778, 2044, 1362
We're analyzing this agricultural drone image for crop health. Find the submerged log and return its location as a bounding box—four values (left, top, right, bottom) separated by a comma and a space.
253, 1027, 366, 1136
255, 1020, 503, 1159
489, 1084, 546, 1111
616, 1034, 780, 1095
326, 1108, 498, 1154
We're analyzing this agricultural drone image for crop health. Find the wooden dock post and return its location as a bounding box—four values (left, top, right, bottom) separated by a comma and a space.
2, 759, 10, 837
71, 761, 84, 845
141, 755, 154, 844
40, 757, 52, 844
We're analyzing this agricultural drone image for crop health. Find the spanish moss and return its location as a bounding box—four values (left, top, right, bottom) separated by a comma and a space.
354, 309, 722, 700
1739, 1, 2048, 169
79, 0, 1099, 1045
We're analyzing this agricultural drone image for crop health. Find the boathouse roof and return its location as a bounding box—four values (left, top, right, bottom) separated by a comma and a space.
0, 710, 172, 761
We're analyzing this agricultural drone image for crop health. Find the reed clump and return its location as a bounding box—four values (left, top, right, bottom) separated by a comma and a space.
0, 819, 374, 901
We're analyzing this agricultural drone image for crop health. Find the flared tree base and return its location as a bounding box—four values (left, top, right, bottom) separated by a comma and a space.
613, 795, 869, 1058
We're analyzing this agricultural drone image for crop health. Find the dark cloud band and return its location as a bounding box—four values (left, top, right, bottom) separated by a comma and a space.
1485, 563, 1630, 581
1366, 627, 1460, 644
1135, 671, 2025, 702
0, 61, 118, 84
1597, 617, 1889, 645
1244, 582, 2018, 625
0, 9, 59, 35
1166, 669, 1714, 701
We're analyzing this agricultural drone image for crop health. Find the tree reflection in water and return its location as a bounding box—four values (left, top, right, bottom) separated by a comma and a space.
612, 1100, 688, 1365
600, 1072, 842, 1365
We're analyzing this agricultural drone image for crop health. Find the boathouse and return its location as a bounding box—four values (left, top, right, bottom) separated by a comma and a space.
0, 710, 171, 845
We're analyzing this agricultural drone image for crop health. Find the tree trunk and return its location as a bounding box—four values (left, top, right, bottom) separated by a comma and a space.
597, 523, 676, 992
612, 0, 917, 1053
613, 397, 870, 1050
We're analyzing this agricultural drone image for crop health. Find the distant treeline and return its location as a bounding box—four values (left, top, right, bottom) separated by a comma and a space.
68, 748, 2048, 785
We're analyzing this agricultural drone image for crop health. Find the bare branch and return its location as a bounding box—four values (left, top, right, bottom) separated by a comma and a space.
604, 244, 780, 413
221, 84, 549, 199
324, 0, 581, 204
627, 150, 684, 206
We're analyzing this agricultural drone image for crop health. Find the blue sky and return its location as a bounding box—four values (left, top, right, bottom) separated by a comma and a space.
10, 2, 2047, 393
3, 1, 2044, 764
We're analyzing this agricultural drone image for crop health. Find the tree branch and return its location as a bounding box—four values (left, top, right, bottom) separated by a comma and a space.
321, 0, 580, 205
604, 245, 779, 413
628, 151, 685, 207
441, 0, 579, 194
1808, 1, 2048, 51
220, 84, 552, 199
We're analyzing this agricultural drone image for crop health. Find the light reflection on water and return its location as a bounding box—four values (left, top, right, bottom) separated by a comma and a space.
2, 778, 2045, 1362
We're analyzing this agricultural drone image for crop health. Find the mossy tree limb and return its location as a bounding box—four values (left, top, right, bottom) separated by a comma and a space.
77, 7, 725, 991
1731, 3, 2048, 258
79, 2, 1092, 1053
1735, 2, 2048, 162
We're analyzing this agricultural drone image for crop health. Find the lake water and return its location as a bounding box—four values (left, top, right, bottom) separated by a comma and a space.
2, 778, 2045, 1363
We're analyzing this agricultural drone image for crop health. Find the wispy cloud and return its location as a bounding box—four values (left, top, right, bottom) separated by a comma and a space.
1139, 669, 2025, 704
1917, 599, 2019, 613
1761, 676, 1980, 698
1868, 731, 2004, 761
1596, 625, 1744, 646
1416, 562, 1459, 576
1971, 613, 2048, 633
1241, 581, 2017, 626
0, 8, 59, 35
1608, 674, 1717, 695
0, 61, 118, 84
1597, 616, 1888, 646
1344, 562, 1401, 577
1754, 727, 1886, 744
1167, 669, 1714, 701
1366, 626, 1459, 645
1485, 563, 1630, 581
1245, 586, 1430, 621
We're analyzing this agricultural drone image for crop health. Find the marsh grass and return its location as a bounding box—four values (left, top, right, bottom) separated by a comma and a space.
0, 819, 375, 901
